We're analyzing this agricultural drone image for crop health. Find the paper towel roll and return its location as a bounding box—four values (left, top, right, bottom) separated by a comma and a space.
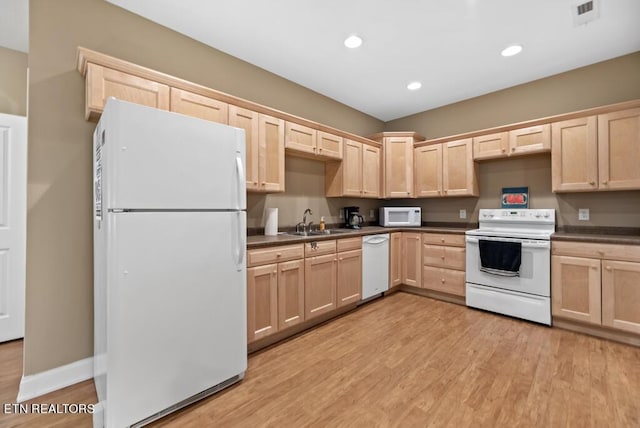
265, 208, 278, 236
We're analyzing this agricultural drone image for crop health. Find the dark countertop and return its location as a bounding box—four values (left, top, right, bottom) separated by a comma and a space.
552, 226, 640, 246
247, 225, 470, 249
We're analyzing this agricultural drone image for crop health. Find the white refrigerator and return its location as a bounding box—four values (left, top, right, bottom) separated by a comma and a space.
93, 99, 247, 428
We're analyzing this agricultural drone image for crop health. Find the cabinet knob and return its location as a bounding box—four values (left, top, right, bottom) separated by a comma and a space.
512, 147, 516, 151
313, 147, 317, 151
606, 266, 612, 271
589, 181, 595, 185
319, 148, 323, 151
591, 266, 597, 270
334, 258, 337, 262
441, 256, 445, 260
501, 148, 506, 153
441, 278, 445, 283
339, 257, 343, 261
407, 191, 410, 195
276, 253, 281, 257
441, 238, 445, 243
602, 181, 608, 185
272, 270, 277, 275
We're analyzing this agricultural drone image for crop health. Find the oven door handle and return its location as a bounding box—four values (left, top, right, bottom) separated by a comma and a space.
466, 236, 550, 249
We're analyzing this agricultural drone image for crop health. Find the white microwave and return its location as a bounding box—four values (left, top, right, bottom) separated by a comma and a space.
379, 207, 421, 227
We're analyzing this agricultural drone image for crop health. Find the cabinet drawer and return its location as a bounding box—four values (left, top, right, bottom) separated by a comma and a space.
422, 233, 465, 247
305, 240, 337, 257
422, 266, 465, 296
552, 241, 640, 263
337, 237, 362, 252
423, 245, 465, 270
247, 244, 304, 267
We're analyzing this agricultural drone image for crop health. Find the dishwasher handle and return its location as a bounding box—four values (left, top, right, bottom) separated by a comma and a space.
363, 234, 390, 245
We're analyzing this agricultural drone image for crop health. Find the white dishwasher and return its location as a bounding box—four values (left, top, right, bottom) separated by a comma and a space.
361, 233, 390, 301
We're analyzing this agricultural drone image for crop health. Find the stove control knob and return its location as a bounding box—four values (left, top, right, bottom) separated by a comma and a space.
544, 213, 550, 218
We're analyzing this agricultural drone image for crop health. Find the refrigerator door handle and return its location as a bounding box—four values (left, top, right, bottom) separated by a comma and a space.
235, 154, 245, 210
236, 211, 245, 270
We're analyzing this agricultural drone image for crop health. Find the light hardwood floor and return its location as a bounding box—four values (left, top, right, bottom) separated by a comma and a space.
1, 292, 639, 427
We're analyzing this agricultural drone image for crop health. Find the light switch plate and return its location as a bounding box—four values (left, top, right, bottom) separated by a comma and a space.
459, 209, 467, 219
369, 209, 375, 219
578, 208, 590, 221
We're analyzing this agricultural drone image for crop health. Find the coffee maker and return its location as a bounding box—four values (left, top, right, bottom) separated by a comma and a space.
343, 206, 364, 229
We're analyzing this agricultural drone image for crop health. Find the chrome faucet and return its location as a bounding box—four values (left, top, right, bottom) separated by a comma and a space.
296, 209, 313, 233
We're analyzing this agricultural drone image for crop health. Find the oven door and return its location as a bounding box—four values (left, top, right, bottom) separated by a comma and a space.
465, 235, 550, 296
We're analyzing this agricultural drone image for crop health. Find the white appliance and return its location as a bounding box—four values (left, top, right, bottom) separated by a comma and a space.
362, 234, 390, 300
379, 207, 421, 227
93, 99, 247, 428
465, 209, 555, 325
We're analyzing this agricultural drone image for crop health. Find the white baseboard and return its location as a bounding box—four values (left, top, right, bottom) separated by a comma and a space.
17, 357, 93, 402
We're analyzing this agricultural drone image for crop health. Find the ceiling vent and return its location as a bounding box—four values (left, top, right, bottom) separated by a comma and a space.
573, 0, 600, 26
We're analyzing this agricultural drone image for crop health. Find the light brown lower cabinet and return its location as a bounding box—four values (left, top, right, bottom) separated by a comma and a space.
305, 253, 338, 320
401, 233, 422, 287
421, 233, 466, 296
552, 241, 640, 335
337, 249, 362, 307
247, 244, 304, 343
389, 233, 402, 288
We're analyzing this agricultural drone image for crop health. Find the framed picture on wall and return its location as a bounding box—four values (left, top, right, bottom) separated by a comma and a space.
501, 186, 529, 209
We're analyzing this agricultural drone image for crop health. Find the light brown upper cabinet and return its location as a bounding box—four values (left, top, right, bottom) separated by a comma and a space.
552, 108, 640, 192
551, 116, 598, 192
598, 107, 640, 190
170, 88, 228, 124
229, 106, 285, 193
84, 63, 170, 120
472, 125, 550, 160
367, 133, 423, 198
325, 139, 380, 198
415, 139, 478, 198
508, 124, 551, 156
472, 132, 508, 160
285, 123, 342, 160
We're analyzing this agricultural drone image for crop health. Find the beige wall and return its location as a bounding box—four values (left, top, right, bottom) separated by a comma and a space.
386, 52, 640, 139
0, 46, 28, 116
385, 52, 640, 228
26, 0, 382, 375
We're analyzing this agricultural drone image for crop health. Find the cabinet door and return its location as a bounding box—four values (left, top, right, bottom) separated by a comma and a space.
305, 253, 337, 319
285, 122, 317, 155
473, 132, 508, 160
343, 140, 363, 197
337, 249, 362, 307
551, 116, 598, 192
85, 63, 169, 120
247, 264, 278, 342
385, 137, 414, 198
443, 138, 478, 196
169, 88, 228, 124
229, 106, 260, 191
414, 144, 442, 197
362, 144, 381, 198
259, 114, 285, 192
389, 233, 402, 288
602, 260, 640, 334
278, 259, 305, 330
401, 233, 422, 287
598, 108, 640, 190
508, 124, 551, 156
317, 131, 343, 160
551, 256, 601, 325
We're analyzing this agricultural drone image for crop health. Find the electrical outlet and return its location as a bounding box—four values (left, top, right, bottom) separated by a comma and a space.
578, 208, 590, 221
369, 209, 375, 219
459, 209, 467, 219
339, 211, 343, 219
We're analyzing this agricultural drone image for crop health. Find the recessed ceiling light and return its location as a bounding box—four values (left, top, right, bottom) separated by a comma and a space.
344, 35, 363, 49
501, 44, 523, 57
407, 81, 422, 91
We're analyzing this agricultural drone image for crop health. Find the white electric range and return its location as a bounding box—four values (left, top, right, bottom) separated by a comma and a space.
465, 209, 555, 325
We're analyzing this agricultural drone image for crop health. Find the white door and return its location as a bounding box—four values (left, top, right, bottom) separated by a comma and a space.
0, 114, 27, 342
